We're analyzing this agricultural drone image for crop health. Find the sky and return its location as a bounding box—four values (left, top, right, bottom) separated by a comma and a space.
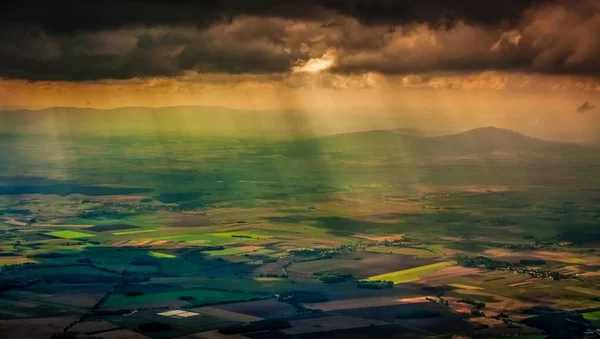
0, 0, 599, 141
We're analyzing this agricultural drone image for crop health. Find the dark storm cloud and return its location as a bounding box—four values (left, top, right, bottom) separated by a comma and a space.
0, 21, 303, 80
330, 0, 600, 76
0, 0, 599, 81
321, 0, 553, 27
1, 1, 548, 34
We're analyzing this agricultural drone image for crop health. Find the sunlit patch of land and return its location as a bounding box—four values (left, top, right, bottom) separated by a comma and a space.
366, 261, 455, 284
148, 251, 176, 259
46, 230, 96, 239
448, 283, 484, 290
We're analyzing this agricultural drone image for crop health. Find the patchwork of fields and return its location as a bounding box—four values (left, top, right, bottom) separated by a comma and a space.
2, 131, 600, 338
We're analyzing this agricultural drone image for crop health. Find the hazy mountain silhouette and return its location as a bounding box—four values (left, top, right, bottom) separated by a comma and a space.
389, 128, 450, 137
318, 127, 592, 155
389, 128, 427, 137
0, 106, 596, 152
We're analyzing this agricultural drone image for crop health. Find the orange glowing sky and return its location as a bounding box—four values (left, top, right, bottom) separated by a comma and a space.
0, 0, 599, 141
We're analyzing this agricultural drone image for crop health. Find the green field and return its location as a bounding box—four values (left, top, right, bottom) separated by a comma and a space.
423, 244, 445, 253
149, 233, 256, 245
583, 311, 600, 325
47, 230, 96, 239
203, 247, 254, 256
102, 289, 261, 308
565, 286, 599, 296
148, 251, 176, 259
211, 232, 273, 239
112, 229, 158, 235
149, 277, 296, 293
366, 261, 455, 284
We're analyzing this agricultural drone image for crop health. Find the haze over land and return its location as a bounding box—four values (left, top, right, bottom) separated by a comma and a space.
1, 105, 599, 144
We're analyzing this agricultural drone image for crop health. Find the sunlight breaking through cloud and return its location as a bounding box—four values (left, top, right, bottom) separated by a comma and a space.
292, 50, 336, 73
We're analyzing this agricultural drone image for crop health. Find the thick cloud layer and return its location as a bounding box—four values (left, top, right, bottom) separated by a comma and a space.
332, 1, 600, 76
0, 0, 598, 81
2, 1, 549, 33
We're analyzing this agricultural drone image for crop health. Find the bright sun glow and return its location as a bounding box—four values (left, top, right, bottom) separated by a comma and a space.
293, 50, 336, 73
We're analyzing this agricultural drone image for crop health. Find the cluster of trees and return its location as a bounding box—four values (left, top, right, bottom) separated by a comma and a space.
471, 309, 485, 317
277, 290, 327, 313
457, 298, 487, 317
459, 298, 486, 310
0, 277, 40, 292
1, 261, 35, 271
289, 243, 368, 257
256, 273, 288, 278
312, 270, 353, 284
194, 245, 225, 251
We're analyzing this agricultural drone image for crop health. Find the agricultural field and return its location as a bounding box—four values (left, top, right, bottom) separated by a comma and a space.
47, 230, 96, 239
101, 288, 263, 310
584, 311, 600, 326
366, 261, 455, 283
1, 128, 600, 338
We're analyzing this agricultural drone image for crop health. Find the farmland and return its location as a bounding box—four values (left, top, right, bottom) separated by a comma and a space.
1, 127, 600, 338
101, 289, 262, 309
366, 262, 455, 284
584, 311, 600, 326
47, 230, 96, 239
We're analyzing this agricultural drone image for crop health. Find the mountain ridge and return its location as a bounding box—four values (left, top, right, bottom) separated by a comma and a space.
328, 126, 570, 144
318, 126, 593, 155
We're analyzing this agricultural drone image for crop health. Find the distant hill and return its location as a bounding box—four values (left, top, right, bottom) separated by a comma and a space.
426, 127, 587, 154
316, 127, 592, 156
389, 128, 450, 137
389, 128, 427, 137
